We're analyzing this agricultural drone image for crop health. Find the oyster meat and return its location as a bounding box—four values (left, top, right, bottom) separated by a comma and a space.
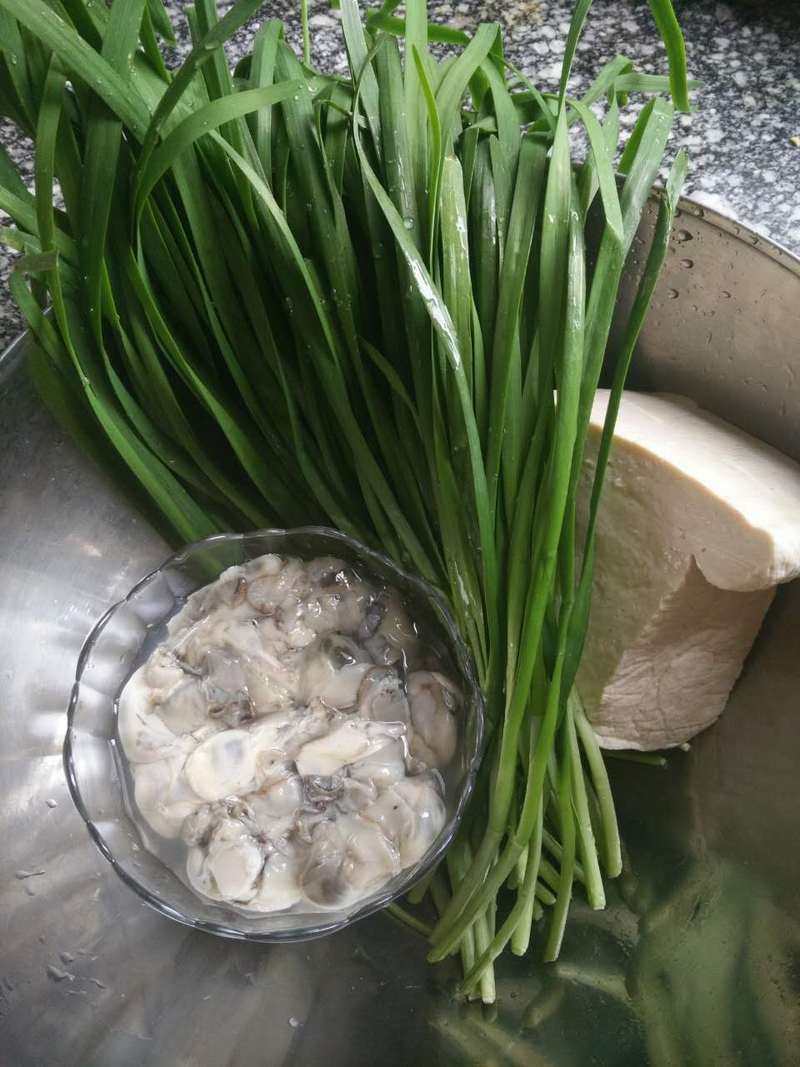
118, 552, 463, 914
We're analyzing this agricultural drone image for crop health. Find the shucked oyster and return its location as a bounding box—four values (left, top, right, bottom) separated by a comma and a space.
183, 728, 259, 803
186, 812, 265, 904
362, 594, 421, 668
363, 773, 446, 866
407, 671, 460, 768
133, 752, 205, 839
300, 815, 400, 909
357, 666, 410, 724
118, 551, 461, 915
184, 798, 304, 912
295, 719, 404, 777
300, 634, 372, 710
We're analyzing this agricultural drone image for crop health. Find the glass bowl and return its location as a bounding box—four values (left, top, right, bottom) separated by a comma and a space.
64, 527, 484, 942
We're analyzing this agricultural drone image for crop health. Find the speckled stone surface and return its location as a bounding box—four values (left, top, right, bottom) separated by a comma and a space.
0, 0, 797, 353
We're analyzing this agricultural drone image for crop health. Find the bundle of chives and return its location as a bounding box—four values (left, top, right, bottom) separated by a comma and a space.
0, 0, 690, 1000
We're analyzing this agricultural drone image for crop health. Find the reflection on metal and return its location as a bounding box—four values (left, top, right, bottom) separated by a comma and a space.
1, 202, 799, 1065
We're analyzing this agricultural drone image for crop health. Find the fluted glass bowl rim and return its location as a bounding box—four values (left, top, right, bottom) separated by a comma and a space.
64, 526, 485, 943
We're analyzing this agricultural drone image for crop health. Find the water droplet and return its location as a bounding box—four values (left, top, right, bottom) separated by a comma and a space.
666, 288, 679, 300
402, 216, 414, 230
289, 1016, 301, 1028
680, 258, 693, 269
676, 229, 693, 243
46, 798, 58, 808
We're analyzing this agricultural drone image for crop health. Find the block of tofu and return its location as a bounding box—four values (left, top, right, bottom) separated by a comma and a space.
577, 390, 800, 750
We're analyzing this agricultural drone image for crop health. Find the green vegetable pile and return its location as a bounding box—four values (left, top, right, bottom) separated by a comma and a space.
0, 0, 690, 1001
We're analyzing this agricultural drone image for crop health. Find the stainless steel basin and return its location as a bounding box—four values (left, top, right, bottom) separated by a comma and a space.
1, 200, 798, 1065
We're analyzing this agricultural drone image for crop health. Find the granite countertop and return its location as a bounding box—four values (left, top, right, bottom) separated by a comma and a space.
0, 0, 798, 353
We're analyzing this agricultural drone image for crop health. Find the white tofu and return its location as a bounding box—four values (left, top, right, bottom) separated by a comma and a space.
577, 390, 800, 750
